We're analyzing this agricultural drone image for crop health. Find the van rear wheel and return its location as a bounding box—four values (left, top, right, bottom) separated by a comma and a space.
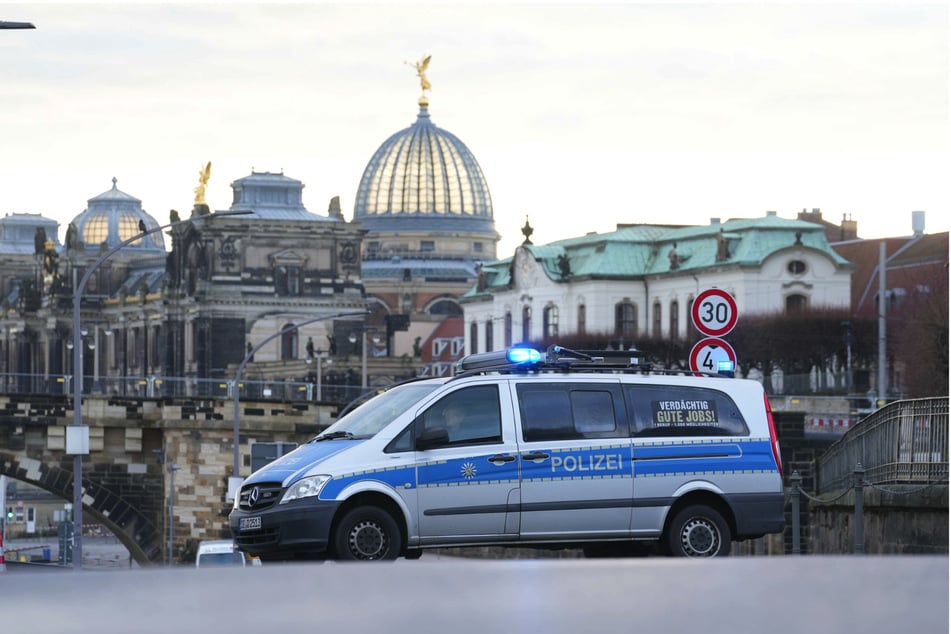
333, 506, 402, 561
666, 505, 731, 557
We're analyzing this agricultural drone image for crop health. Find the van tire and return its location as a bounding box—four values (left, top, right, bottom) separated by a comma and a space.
333, 506, 402, 561
666, 505, 731, 557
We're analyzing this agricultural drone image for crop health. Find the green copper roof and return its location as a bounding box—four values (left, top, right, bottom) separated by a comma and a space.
465, 214, 852, 297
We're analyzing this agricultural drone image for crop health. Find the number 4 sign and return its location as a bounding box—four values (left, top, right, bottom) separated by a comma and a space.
691, 288, 738, 337
689, 337, 738, 375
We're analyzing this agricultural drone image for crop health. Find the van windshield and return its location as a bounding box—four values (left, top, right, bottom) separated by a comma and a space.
316, 382, 442, 439
198, 552, 244, 566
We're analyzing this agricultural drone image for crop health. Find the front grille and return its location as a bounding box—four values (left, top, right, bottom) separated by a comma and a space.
234, 527, 280, 550
239, 482, 283, 511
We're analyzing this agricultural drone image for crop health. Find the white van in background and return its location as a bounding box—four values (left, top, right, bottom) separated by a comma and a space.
195, 540, 246, 567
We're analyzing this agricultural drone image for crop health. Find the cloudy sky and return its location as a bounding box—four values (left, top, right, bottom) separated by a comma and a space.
1, 2, 947, 257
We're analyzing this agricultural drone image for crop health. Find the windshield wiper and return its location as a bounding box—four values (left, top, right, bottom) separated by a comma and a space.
312, 431, 355, 442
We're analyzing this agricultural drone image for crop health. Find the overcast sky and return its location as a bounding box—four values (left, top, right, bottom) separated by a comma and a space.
1, 2, 947, 257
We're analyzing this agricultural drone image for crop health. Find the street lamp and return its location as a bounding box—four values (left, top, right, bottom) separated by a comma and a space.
229, 311, 366, 501
168, 463, 181, 566
68, 210, 250, 570
348, 327, 381, 390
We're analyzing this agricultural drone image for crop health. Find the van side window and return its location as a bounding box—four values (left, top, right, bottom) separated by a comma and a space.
517, 383, 626, 441
624, 385, 749, 437
419, 385, 503, 447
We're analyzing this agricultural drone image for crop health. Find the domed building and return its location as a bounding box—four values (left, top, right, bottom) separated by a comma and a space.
354, 73, 499, 368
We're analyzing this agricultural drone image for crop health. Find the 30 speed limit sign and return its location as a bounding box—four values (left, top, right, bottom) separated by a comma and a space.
689, 337, 737, 375
691, 288, 738, 337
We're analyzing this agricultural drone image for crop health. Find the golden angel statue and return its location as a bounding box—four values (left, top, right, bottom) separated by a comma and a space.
194, 161, 212, 205
412, 55, 432, 93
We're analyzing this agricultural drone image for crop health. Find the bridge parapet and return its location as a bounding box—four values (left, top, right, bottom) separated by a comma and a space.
0, 392, 338, 565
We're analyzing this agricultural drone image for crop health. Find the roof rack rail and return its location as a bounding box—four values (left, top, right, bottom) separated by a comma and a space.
450, 344, 736, 380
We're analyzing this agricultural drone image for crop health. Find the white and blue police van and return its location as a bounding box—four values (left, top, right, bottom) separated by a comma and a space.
229, 345, 785, 560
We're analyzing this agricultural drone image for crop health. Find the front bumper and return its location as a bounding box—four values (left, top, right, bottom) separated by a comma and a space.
229, 497, 342, 560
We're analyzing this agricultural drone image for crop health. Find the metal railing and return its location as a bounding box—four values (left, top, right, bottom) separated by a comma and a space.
817, 397, 949, 493
0, 372, 366, 405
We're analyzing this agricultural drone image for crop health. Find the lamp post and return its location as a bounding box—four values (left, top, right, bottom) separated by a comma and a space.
168, 463, 181, 566
68, 210, 250, 570
348, 327, 380, 390
229, 311, 366, 500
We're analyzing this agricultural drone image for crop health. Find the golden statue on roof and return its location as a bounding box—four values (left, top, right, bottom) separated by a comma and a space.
408, 55, 432, 106
194, 161, 211, 205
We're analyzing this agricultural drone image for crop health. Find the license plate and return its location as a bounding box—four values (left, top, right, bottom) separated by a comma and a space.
239, 516, 261, 531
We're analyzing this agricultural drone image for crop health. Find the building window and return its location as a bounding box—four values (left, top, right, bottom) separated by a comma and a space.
578, 304, 586, 335
521, 306, 532, 343
543, 305, 558, 339
366, 242, 380, 256
275, 265, 302, 296
470, 321, 479, 355
281, 323, 298, 360
686, 296, 699, 339
504, 312, 513, 347
670, 301, 679, 340
420, 240, 435, 253
485, 320, 494, 352
787, 260, 807, 275
652, 301, 662, 338
473, 242, 484, 253
786, 294, 808, 313
428, 299, 463, 316
614, 301, 637, 338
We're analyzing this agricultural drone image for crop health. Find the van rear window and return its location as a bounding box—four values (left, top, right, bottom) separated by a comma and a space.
624, 385, 749, 437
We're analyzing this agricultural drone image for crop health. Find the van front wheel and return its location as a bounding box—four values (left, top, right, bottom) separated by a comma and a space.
666, 505, 731, 557
333, 506, 402, 561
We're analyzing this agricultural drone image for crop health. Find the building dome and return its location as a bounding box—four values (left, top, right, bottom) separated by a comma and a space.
70, 178, 165, 253
353, 104, 495, 236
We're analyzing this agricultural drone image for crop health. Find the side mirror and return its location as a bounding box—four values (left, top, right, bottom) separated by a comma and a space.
416, 427, 450, 450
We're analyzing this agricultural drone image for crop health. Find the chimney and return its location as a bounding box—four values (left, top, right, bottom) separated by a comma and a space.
912, 210, 925, 236
766, 211, 777, 217
710, 218, 720, 225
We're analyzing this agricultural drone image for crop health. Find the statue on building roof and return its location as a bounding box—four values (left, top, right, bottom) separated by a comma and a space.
194, 161, 211, 206
521, 216, 534, 245
34, 226, 47, 255
668, 242, 681, 270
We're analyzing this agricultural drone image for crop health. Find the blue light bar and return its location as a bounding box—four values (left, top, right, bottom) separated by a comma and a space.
508, 348, 541, 364
456, 347, 543, 372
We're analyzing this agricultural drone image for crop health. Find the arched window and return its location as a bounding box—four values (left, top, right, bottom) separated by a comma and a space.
652, 301, 662, 338
504, 312, 513, 347
484, 320, 494, 352
543, 305, 559, 339
786, 294, 808, 313
428, 299, 463, 316
577, 304, 586, 335
614, 301, 637, 338
281, 323, 298, 360
521, 306, 532, 343
469, 321, 479, 355
686, 295, 699, 339
669, 301, 680, 340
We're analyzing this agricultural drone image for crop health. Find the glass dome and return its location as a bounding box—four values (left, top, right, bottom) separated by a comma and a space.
70, 178, 165, 252
354, 105, 493, 227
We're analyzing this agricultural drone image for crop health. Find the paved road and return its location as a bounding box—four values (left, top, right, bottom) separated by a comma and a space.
2, 556, 947, 633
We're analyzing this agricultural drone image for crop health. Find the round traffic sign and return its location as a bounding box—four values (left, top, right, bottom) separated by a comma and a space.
689, 337, 737, 375
691, 288, 738, 337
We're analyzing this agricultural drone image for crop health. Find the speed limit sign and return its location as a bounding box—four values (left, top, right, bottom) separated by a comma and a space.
691, 288, 738, 337
689, 337, 737, 375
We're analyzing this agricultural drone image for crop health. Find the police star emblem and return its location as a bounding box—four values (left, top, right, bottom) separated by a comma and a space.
461, 462, 477, 479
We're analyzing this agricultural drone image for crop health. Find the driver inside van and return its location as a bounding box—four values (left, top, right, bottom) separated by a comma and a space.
441, 402, 468, 441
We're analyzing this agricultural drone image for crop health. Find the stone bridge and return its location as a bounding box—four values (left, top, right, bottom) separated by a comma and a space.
0, 393, 336, 564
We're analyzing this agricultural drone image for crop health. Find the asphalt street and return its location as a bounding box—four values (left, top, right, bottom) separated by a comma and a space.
1, 555, 947, 634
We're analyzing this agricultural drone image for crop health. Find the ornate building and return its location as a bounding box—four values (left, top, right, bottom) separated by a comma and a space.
353, 57, 499, 371
0, 171, 369, 395
462, 212, 855, 354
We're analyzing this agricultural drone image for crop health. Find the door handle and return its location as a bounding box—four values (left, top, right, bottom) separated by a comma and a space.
521, 451, 550, 462
488, 454, 516, 464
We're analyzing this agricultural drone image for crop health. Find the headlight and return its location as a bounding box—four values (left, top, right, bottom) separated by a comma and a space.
280, 475, 331, 504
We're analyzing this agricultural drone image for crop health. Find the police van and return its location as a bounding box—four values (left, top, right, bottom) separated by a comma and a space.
229, 346, 785, 560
